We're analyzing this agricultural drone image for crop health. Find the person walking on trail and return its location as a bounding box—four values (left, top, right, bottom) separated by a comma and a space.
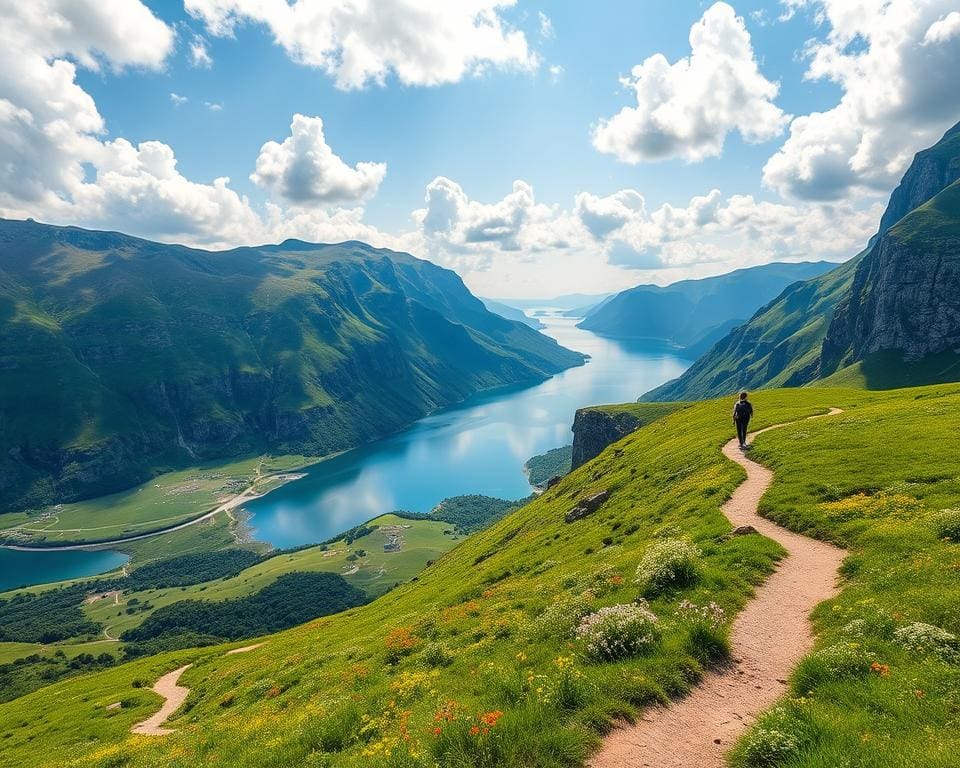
733, 391, 753, 450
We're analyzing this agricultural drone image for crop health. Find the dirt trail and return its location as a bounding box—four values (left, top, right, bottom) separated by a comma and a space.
131, 665, 193, 736
591, 409, 847, 768
131, 643, 267, 735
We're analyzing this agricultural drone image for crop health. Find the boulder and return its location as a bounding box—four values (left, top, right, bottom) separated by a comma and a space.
565, 490, 610, 523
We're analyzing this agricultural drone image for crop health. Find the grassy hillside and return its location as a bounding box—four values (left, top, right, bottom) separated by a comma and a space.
578, 262, 835, 348
2, 385, 957, 768
0, 220, 584, 513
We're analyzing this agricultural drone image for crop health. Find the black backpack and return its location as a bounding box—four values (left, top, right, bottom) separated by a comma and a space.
734, 401, 751, 421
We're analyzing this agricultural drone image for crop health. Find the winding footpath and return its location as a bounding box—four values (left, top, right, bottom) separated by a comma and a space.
591, 409, 847, 768
131, 643, 266, 736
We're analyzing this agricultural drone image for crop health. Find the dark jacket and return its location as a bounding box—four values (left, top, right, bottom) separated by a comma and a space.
733, 399, 753, 422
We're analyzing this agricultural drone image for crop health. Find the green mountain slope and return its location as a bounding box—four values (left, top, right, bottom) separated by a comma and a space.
644, 257, 862, 401
647, 121, 960, 402
0, 220, 584, 512
577, 261, 836, 350
2, 384, 959, 768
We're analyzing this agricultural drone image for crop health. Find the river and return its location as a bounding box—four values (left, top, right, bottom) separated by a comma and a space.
0, 313, 691, 590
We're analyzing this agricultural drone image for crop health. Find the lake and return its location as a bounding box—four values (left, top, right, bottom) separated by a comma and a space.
0, 314, 690, 589
0, 549, 128, 593
245, 314, 692, 547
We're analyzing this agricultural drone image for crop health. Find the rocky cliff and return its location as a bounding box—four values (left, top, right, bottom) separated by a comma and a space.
646, 120, 960, 402
570, 409, 643, 469
822, 180, 960, 370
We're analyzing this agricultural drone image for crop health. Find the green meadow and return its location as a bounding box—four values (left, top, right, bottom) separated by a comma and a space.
0, 454, 316, 547
0, 386, 957, 768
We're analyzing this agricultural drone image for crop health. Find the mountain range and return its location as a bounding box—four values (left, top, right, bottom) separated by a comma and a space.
646, 121, 960, 401
576, 261, 837, 356
0, 223, 585, 511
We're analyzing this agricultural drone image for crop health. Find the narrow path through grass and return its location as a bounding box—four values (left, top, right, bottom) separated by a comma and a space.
591, 410, 847, 767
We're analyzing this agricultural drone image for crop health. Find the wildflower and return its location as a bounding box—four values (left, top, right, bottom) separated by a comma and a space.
479, 710, 503, 727
915, 689, 925, 699
576, 602, 660, 661
635, 538, 701, 593
869, 662, 890, 677
469, 726, 481, 736
432, 727, 442, 736
515, 651, 528, 663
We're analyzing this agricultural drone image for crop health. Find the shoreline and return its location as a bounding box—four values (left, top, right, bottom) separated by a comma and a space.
0, 472, 306, 553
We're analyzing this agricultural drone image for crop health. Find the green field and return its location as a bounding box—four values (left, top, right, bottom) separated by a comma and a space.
81, 514, 460, 640
0, 455, 316, 547
1, 385, 958, 768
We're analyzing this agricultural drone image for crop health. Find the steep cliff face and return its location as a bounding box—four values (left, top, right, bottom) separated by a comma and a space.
822, 181, 960, 370
570, 409, 643, 469
0, 221, 585, 511
570, 402, 686, 469
646, 120, 960, 402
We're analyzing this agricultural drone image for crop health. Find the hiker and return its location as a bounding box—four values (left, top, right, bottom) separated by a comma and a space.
733, 391, 753, 450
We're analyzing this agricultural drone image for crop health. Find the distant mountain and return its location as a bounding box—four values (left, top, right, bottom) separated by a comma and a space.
0, 220, 585, 511
647, 121, 960, 401
480, 298, 544, 329
495, 292, 613, 311
577, 262, 836, 351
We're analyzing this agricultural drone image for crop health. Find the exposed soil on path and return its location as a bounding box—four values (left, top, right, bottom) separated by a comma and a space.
131, 643, 267, 735
131, 665, 193, 736
591, 409, 847, 768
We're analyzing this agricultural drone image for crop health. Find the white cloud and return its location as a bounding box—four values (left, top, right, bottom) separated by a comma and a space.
251, 115, 386, 206
763, 0, 960, 200
185, 0, 537, 90
189, 34, 213, 67
593, 2, 789, 163
0, 0, 174, 212
170, 92, 188, 106
538, 11, 554, 38
574, 187, 879, 271
205, 101, 223, 112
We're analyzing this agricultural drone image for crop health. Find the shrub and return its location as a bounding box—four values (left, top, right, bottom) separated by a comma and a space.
419, 642, 454, 668
676, 600, 729, 663
385, 627, 419, 663
634, 539, 701, 595
931, 509, 960, 541
575, 602, 660, 661
893, 622, 959, 662
527, 594, 593, 640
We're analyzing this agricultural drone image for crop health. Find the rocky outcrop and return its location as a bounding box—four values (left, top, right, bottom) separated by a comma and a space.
565, 490, 610, 523
571, 409, 642, 470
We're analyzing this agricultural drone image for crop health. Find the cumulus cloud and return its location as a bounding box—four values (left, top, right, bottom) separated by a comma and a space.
573, 187, 879, 271
184, 0, 537, 90
0, 0, 174, 211
170, 92, 188, 106
763, 0, 960, 200
593, 2, 788, 163
251, 115, 386, 206
414, 177, 578, 265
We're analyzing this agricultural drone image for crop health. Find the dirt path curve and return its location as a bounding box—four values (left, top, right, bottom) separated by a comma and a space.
591, 409, 847, 768
131, 643, 267, 736
131, 665, 193, 736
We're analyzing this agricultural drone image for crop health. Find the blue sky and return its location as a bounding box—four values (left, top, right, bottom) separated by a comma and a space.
3, 1, 960, 296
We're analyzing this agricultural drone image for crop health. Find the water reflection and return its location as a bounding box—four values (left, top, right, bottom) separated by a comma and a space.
247, 315, 692, 548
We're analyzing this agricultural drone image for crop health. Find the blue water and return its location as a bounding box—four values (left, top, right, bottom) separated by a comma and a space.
0, 549, 128, 592
0, 315, 690, 587
246, 315, 692, 548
